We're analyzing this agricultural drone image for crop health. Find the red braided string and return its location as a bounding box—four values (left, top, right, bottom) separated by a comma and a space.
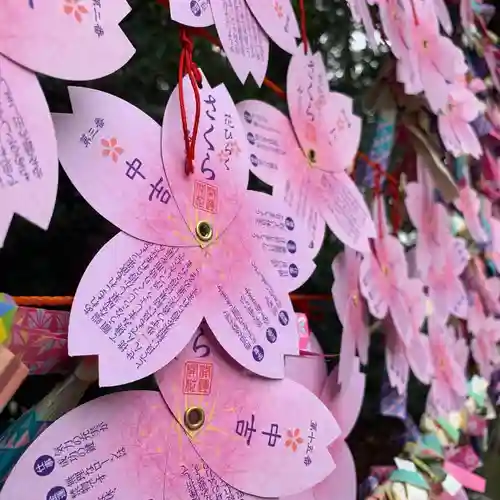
178, 28, 202, 175
298, 0, 308, 54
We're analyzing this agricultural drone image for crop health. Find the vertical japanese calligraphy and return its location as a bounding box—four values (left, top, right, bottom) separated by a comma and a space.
303, 420, 317, 467
92, 0, 104, 38
235, 415, 283, 447
0, 66, 42, 189
83, 243, 201, 369
200, 94, 217, 181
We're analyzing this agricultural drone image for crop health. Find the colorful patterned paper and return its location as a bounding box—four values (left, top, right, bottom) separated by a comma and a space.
156, 324, 340, 497
0, 293, 17, 343
6, 306, 70, 374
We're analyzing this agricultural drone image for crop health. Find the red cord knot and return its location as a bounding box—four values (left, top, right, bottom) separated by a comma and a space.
178, 28, 202, 176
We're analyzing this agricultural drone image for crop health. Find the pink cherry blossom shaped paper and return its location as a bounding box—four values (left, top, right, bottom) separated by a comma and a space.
376, 0, 416, 61
0, 55, 58, 248
396, 7, 467, 113
316, 358, 364, 497
384, 295, 433, 393
359, 196, 426, 346
405, 155, 452, 279
426, 320, 468, 418
0, 0, 135, 81
155, 325, 341, 498
54, 78, 298, 385
169, 0, 300, 85
437, 84, 483, 159
332, 247, 370, 387
238, 47, 375, 253
0, 390, 259, 500
285, 347, 359, 500
426, 236, 469, 326
470, 316, 500, 380
454, 184, 488, 244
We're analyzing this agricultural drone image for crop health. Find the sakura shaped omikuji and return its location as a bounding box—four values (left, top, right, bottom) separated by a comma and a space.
359, 195, 426, 346
155, 323, 340, 497
426, 320, 468, 418
53, 73, 315, 386
238, 46, 375, 256
286, 335, 365, 500
0, 0, 134, 248
168, 0, 300, 85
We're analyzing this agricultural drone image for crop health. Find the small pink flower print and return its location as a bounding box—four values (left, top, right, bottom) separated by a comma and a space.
284, 428, 304, 452
101, 137, 124, 163
63, 0, 89, 23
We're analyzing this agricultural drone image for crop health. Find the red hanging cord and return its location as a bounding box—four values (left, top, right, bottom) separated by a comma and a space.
298, 0, 308, 54
178, 28, 202, 176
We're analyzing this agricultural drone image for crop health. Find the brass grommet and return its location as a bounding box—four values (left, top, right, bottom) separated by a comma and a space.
195, 220, 213, 242
184, 406, 205, 431
307, 149, 316, 164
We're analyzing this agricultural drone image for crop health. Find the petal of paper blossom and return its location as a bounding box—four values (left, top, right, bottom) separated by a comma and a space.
0, 0, 135, 80
210, 0, 269, 85
420, 56, 451, 113
201, 210, 299, 378
390, 278, 425, 347
427, 322, 467, 416
168, 0, 215, 27
437, 114, 462, 157
332, 249, 370, 385
408, 332, 434, 385
156, 328, 340, 497
313, 442, 357, 500
162, 75, 249, 242
346, 0, 378, 50
454, 185, 488, 243
0, 391, 258, 500
454, 120, 483, 159
378, 0, 407, 60
236, 99, 306, 189
359, 252, 390, 320
287, 47, 329, 160
427, 238, 469, 325
54, 87, 194, 246
285, 332, 328, 397
320, 357, 365, 440
245, 0, 299, 54
311, 170, 375, 252
274, 168, 327, 259
385, 322, 411, 395
68, 232, 203, 386
405, 160, 451, 278
0, 54, 58, 248
433, 0, 453, 34
319, 92, 362, 174
238, 190, 316, 292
